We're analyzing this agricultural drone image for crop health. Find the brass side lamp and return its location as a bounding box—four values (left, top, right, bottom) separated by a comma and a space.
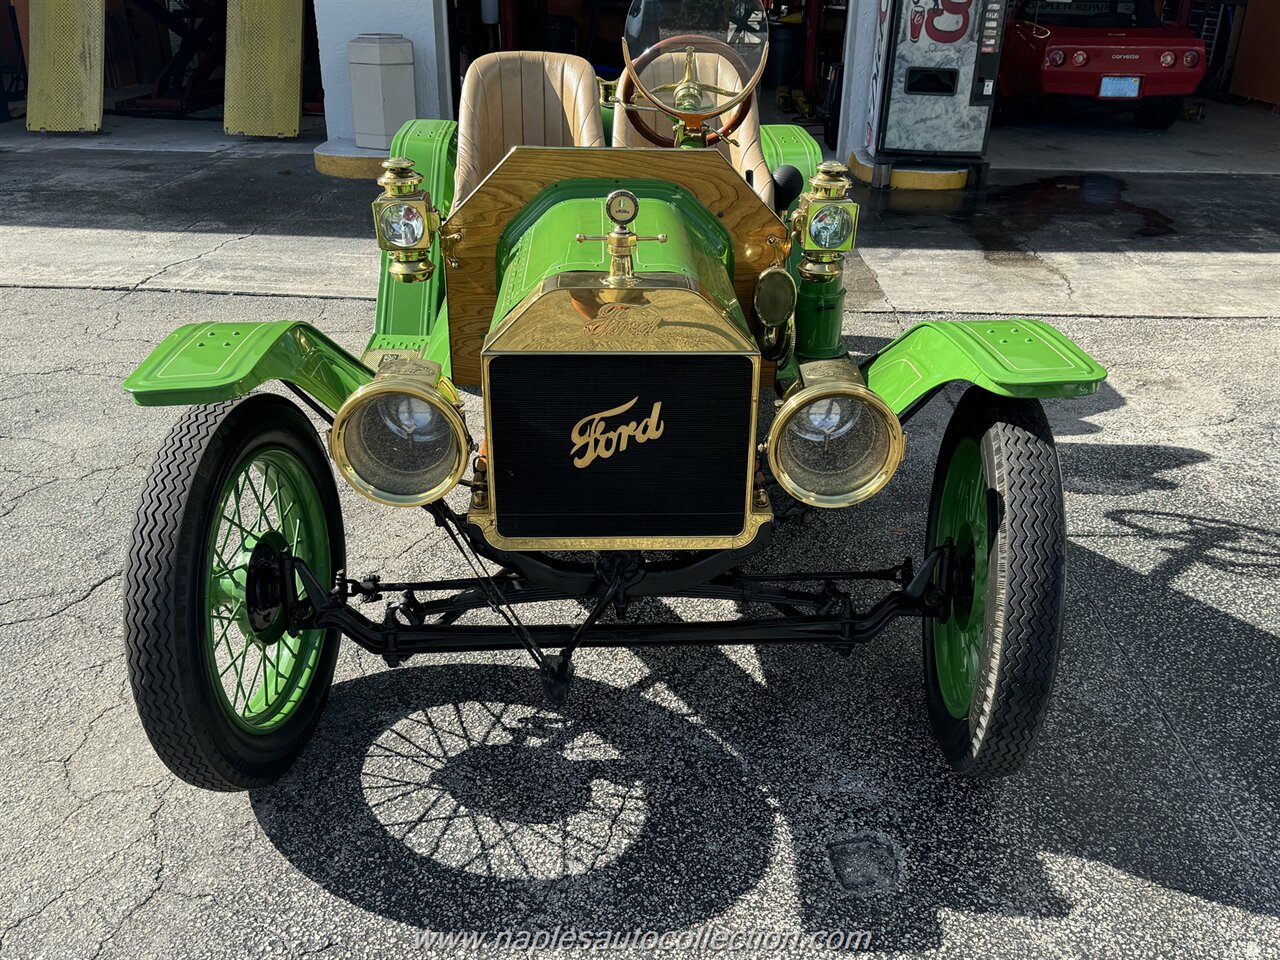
790, 161, 860, 282
371, 157, 443, 283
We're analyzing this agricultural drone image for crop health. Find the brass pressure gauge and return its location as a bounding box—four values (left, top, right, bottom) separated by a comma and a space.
372, 157, 443, 283
576, 190, 667, 287
791, 161, 860, 282
605, 189, 639, 227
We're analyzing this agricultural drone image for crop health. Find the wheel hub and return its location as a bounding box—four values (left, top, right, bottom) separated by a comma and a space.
953, 546, 976, 622
241, 530, 291, 645
948, 523, 977, 627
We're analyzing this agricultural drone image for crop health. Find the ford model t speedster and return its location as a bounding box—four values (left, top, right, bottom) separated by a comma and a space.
122, 0, 1106, 791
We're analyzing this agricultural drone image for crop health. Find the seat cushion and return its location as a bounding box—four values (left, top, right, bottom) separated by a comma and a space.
455, 52, 606, 205
612, 53, 774, 209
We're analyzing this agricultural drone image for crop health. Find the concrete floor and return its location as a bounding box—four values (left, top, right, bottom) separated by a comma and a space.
0, 114, 325, 155
987, 101, 1280, 175
0, 143, 1277, 958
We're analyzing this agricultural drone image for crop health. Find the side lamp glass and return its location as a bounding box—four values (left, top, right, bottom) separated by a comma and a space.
808, 204, 855, 250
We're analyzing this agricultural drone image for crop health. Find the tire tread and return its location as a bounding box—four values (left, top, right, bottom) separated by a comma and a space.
925, 389, 1065, 778
125, 402, 245, 789
124, 396, 342, 790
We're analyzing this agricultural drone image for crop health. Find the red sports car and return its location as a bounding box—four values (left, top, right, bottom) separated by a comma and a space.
999, 0, 1206, 128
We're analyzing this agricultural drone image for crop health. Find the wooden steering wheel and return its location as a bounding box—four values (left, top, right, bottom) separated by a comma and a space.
618, 35, 763, 148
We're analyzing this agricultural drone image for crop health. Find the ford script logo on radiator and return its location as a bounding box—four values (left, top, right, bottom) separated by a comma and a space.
570, 397, 665, 469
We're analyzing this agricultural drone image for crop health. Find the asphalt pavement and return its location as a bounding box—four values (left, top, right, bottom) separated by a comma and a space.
0, 140, 1277, 959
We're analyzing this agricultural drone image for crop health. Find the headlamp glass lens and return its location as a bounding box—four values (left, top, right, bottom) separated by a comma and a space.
345, 392, 459, 497
777, 390, 893, 501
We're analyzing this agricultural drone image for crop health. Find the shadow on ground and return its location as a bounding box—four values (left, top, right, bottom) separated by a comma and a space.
850, 170, 1280, 255
251, 399, 1280, 945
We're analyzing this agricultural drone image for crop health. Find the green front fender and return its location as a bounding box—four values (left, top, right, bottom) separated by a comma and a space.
123, 321, 372, 411
861, 318, 1107, 416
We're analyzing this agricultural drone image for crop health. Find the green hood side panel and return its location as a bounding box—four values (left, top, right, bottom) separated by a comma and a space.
123, 321, 372, 410
862, 318, 1107, 414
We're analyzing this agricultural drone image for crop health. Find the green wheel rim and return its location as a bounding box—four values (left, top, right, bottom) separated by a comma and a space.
933, 437, 989, 719
204, 446, 331, 734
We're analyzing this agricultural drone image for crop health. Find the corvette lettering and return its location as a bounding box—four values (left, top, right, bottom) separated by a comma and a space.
570, 397, 665, 468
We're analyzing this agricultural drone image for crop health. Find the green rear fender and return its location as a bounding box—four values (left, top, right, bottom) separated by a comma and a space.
862, 318, 1107, 416
123, 321, 372, 410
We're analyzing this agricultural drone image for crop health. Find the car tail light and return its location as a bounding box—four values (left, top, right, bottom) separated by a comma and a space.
1159, 50, 1176, 67
1047, 49, 1066, 67
1071, 50, 1088, 67
1183, 50, 1200, 67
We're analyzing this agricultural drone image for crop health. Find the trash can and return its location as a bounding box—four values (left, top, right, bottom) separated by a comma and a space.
348, 33, 416, 150
765, 22, 804, 89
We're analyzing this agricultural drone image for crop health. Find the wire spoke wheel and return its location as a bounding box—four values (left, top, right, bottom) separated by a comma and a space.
923, 388, 1066, 778
205, 448, 332, 732
125, 395, 344, 790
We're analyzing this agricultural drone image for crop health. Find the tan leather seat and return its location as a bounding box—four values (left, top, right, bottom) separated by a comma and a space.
454, 52, 606, 205
613, 52, 774, 209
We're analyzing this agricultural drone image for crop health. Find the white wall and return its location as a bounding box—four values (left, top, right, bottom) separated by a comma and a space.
836, 0, 879, 165
315, 0, 453, 143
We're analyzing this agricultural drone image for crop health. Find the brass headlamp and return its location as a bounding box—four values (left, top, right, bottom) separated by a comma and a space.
372, 157, 442, 283
767, 359, 904, 509
790, 161, 860, 282
330, 357, 471, 507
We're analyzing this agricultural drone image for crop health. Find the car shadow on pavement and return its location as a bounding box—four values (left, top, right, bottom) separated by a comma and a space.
250, 662, 777, 932
250, 370, 1279, 947
250, 503, 1280, 946
625, 509, 1280, 947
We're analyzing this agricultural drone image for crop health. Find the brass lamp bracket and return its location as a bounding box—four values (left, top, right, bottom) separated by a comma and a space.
575, 189, 668, 287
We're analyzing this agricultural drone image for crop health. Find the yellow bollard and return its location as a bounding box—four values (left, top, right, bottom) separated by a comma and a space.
224, 0, 304, 138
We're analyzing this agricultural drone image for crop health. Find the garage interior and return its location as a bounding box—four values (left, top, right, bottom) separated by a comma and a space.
0, 0, 1275, 178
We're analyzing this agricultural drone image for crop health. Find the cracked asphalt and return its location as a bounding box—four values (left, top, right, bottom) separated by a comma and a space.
0, 144, 1278, 959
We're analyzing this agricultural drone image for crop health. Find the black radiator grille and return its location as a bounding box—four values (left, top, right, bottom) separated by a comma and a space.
486, 353, 755, 540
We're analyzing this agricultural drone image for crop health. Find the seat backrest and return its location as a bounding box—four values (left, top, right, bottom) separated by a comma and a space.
612, 53, 774, 209
455, 52, 606, 206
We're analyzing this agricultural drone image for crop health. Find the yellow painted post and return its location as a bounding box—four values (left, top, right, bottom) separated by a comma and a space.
26, 0, 105, 133
224, 0, 304, 138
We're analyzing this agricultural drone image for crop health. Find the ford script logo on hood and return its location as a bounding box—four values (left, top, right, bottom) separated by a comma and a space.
570, 397, 665, 468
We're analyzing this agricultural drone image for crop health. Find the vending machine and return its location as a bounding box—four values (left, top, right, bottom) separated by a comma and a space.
864, 0, 1008, 159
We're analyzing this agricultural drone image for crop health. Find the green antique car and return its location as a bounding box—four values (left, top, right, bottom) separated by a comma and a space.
121, 0, 1106, 791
